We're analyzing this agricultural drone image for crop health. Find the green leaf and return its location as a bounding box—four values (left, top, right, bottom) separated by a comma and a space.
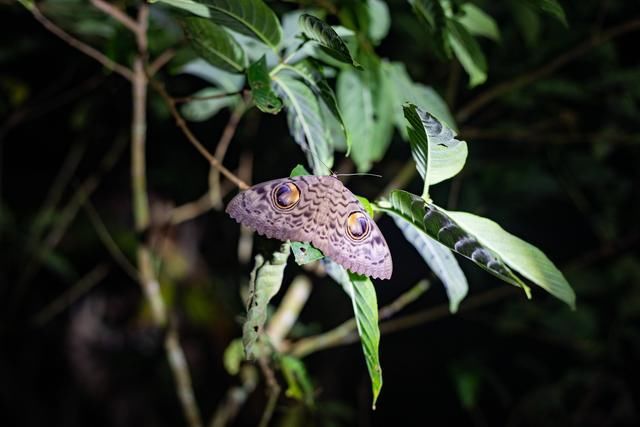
403, 103, 467, 199
182, 17, 247, 73
356, 196, 375, 219
446, 18, 487, 87
273, 74, 333, 175
223, 338, 244, 375
291, 242, 325, 265
247, 55, 282, 114
377, 190, 531, 295
409, 0, 450, 58
367, 0, 391, 44
522, 0, 568, 26
289, 164, 311, 177
283, 60, 351, 153
326, 262, 382, 408
243, 242, 291, 360
447, 211, 576, 309
510, 2, 541, 46
457, 3, 500, 41
156, 0, 283, 48
279, 355, 315, 406
181, 87, 239, 121
384, 61, 457, 133
180, 58, 245, 90
392, 217, 468, 312
298, 14, 361, 69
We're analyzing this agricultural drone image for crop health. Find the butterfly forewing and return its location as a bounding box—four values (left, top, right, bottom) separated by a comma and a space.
226, 175, 393, 279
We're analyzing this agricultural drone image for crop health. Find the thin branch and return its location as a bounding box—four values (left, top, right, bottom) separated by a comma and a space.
290, 280, 430, 358
456, 18, 640, 123
209, 366, 259, 427
90, 0, 138, 34
266, 276, 312, 351
32, 264, 110, 325
82, 198, 140, 281
30, 4, 133, 80
149, 78, 249, 190
149, 48, 177, 76
257, 357, 281, 427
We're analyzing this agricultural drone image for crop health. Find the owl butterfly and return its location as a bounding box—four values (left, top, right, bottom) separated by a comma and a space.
226, 175, 393, 279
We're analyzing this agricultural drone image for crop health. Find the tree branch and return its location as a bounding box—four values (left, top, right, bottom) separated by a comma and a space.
456, 18, 640, 123
30, 3, 133, 80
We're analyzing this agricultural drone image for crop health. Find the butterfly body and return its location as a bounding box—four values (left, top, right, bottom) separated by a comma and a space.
226, 175, 393, 279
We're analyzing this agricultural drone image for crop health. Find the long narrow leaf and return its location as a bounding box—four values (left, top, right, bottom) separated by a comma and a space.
273, 75, 333, 175
326, 261, 382, 408
393, 217, 468, 312
377, 190, 531, 295
182, 17, 247, 73
298, 14, 361, 69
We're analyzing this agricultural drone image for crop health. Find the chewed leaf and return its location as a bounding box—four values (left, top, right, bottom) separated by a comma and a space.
377, 190, 531, 295
242, 242, 290, 360
291, 242, 324, 265
247, 55, 282, 113
298, 14, 361, 69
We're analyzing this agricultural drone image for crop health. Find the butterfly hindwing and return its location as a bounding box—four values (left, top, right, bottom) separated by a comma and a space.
226, 175, 393, 279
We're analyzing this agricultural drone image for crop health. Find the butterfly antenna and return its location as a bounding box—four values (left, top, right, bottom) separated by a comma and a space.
335, 172, 383, 178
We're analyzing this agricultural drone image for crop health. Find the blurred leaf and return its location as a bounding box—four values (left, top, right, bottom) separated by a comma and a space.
242, 242, 291, 360
326, 263, 382, 409
298, 14, 361, 69
451, 366, 481, 409
409, 0, 450, 57
510, 1, 541, 46
182, 17, 247, 73
181, 87, 239, 121
384, 61, 457, 133
446, 19, 487, 87
356, 196, 375, 219
403, 103, 467, 198
247, 55, 282, 113
377, 190, 531, 295
522, 0, 568, 26
289, 164, 311, 177
392, 217, 468, 312
448, 211, 576, 309
273, 74, 333, 175
367, 0, 391, 44
223, 338, 244, 375
280, 355, 315, 406
179, 58, 246, 89
458, 3, 500, 41
156, 0, 283, 48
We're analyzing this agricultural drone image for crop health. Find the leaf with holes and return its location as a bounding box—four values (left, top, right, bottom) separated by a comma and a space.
403, 103, 467, 198
242, 242, 290, 360
377, 190, 531, 295
298, 14, 361, 69
247, 55, 282, 113
182, 17, 247, 73
326, 261, 382, 408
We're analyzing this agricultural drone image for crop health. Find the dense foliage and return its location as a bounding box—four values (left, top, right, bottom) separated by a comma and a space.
1, 0, 639, 426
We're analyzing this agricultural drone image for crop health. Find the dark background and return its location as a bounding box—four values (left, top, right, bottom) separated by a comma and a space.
1, 0, 640, 426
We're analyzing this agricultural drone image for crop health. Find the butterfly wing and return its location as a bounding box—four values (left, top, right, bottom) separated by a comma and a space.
226, 175, 393, 279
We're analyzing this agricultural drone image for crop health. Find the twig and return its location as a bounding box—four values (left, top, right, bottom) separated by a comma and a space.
209, 366, 259, 427
149, 48, 177, 76
456, 18, 640, 123
266, 276, 312, 351
257, 357, 281, 427
32, 264, 110, 325
290, 280, 430, 358
149, 78, 249, 190
30, 4, 133, 80
82, 198, 140, 281
90, 0, 138, 34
